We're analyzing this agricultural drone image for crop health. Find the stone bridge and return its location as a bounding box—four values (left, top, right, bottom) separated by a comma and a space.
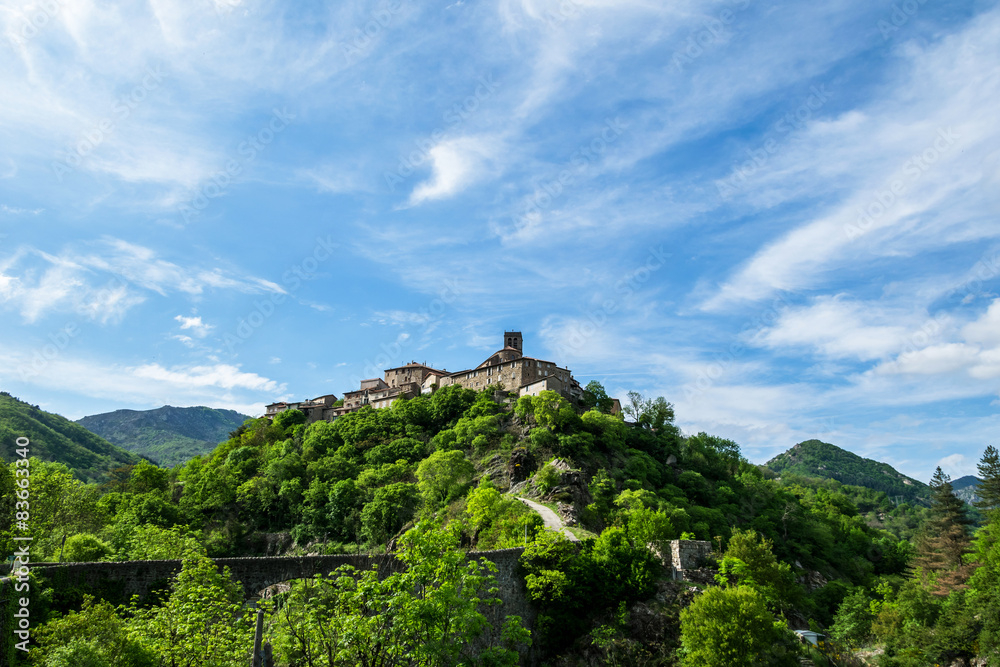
1, 549, 536, 663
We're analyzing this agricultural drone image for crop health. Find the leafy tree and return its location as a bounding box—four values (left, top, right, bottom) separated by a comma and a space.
126, 556, 254, 667
265, 522, 530, 666
62, 533, 111, 562
415, 449, 474, 506
716, 529, 800, 614
581, 381, 614, 413
359, 482, 419, 544
465, 481, 542, 548
272, 408, 307, 434
30, 596, 157, 667
830, 587, 876, 647
679, 585, 801, 667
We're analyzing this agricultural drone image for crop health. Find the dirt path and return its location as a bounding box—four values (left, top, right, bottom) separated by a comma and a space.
515, 497, 580, 542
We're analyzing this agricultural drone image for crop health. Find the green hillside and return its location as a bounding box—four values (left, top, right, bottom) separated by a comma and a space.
76, 405, 252, 467
765, 439, 931, 505
0, 391, 139, 482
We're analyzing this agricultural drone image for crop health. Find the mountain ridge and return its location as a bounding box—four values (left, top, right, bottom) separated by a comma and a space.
765, 439, 932, 505
76, 405, 252, 467
0, 391, 140, 481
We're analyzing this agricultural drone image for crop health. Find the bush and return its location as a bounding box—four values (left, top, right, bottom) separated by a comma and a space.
62, 533, 111, 562
535, 463, 560, 494
679, 585, 801, 667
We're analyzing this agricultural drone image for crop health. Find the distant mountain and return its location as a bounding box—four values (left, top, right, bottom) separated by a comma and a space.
766, 439, 932, 505
76, 405, 252, 467
952, 475, 983, 505
0, 391, 140, 482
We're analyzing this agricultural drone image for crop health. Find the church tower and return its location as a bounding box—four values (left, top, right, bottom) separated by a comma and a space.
504, 331, 522, 352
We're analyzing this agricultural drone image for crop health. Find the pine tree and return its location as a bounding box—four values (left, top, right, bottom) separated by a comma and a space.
915, 466, 975, 593
974, 445, 1000, 520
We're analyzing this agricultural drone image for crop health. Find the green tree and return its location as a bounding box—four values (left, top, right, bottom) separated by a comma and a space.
679, 585, 800, 667
62, 533, 111, 562
717, 529, 799, 613
975, 445, 1000, 519
266, 522, 530, 666
915, 467, 974, 593
415, 449, 474, 506
30, 596, 157, 667
581, 381, 614, 413
829, 587, 876, 647
126, 556, 254, 667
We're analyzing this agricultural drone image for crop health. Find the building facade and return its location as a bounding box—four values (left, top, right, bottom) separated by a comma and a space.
267, 330, 582, 421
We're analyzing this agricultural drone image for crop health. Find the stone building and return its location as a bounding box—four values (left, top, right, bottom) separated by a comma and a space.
437, 331, 582, 402
264, 393, 339, 423
268, 330, 582, 421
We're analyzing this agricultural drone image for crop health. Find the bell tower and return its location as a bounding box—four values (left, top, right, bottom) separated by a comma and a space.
504, 331, 522, 352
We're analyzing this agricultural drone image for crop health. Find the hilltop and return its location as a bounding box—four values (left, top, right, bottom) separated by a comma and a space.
765, 439, 931, 505
952, 475, 983, 505
76, 405, 251, 467
0, 391, 140, 482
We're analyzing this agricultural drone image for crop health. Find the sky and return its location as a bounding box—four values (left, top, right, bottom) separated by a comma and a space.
1, 0, 998, 482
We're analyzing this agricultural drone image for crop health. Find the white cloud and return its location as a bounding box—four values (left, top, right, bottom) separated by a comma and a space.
0, 238, 283, 322
0, 346, 281, 415
754, 296, 936, 361
702, 9, 1000, 310
174, 314, 213, 337
937, 453, 977, 479
408, 136, 501, 205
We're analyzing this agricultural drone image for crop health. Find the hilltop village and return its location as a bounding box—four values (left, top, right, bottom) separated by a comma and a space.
265, 330, 590, 422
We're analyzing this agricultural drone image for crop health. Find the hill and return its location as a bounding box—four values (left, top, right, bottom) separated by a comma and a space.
0, 391, 140, 482
765, 439, 931, 505
952, 475, 983, 505
76, 405, 252, 467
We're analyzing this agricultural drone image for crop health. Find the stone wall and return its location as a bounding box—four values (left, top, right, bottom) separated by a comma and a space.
3, 548, 536, 662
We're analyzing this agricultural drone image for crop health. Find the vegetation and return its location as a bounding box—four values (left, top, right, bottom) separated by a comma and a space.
75, 405, 251, 467
766, 439, 931, 505
3, 382, 998, 666
0, 391, 139, 482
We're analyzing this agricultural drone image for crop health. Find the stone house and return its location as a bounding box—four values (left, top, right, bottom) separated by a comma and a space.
268, 330, 583, 421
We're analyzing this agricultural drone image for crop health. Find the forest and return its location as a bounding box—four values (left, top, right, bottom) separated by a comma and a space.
2, 382, 998, 666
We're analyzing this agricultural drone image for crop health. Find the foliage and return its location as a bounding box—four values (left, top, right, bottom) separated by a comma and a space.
465, 480, 543, 548
914, 467, 974, 593
766, 439, 931, 505
678, 585, 801, 667
29, 596, 157, 667
126, 556, 254, 667
264, 522, 530, 666
61, 533, 111, 562
0, 392, 140, 482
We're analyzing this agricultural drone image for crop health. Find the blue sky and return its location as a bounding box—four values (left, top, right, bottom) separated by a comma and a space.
1, 0, 998, 482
